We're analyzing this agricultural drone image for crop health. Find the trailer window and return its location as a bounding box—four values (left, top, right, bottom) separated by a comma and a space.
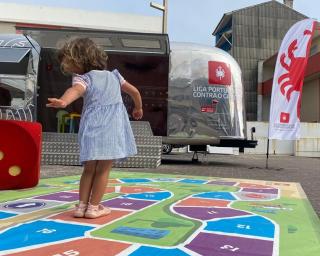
91, 37, 113, 48
121, 39, 161, 49
0, 48, 30, 63
0, 48, 31, 75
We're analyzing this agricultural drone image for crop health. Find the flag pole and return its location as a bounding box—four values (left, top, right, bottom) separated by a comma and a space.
266, 138, 270, 169
266, 121, 270, 169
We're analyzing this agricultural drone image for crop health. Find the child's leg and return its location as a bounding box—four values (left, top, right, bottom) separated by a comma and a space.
85, 160, 113, 218
74, 160, 97, 217
79, 160, 97, 204
89, 160, 113, 205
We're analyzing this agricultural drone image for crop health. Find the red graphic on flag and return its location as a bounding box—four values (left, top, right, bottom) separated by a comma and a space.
280, 112, 290, 123
208, 61, 231, 85
268, 19, 315, 140
278, 29, 312, 118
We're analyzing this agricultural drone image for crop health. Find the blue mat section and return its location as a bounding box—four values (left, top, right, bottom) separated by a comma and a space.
0, 220, 93, 251
130, 246, 189, 256
120, 178, 152, 183
193, 192, 236, 201
179, 179, 207, 184
123, 192, 171, 201
0, 211, 17, 219
205, 216, 275, 238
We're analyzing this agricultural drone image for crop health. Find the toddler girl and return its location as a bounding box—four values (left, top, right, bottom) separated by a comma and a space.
47, 38, 143, 218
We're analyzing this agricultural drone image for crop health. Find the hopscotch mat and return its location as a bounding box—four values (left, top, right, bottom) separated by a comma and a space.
0, 171, 320, 255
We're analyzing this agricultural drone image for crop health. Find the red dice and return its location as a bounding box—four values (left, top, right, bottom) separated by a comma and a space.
0, 120, 42, 190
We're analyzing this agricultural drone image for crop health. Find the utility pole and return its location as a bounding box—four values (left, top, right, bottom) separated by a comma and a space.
150, 0, 168, 34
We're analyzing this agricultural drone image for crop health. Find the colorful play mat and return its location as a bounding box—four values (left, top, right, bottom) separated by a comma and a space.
0, 171, 319, 255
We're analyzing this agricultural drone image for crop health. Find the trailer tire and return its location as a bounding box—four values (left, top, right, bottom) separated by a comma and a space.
162, 144, 173, 154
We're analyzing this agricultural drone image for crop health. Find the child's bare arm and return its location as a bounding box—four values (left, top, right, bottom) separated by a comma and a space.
121, 81, 143, 120
46, 84, 85, 108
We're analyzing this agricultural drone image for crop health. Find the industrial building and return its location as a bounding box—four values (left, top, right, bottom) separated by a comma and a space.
213, 0, 306, 121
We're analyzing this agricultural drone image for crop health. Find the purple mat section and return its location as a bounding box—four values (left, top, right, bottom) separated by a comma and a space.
241, 188, 278, 194
102, 198, 155, 210
34, 192, 79, 202
186, 232, 274, 256
207, 181, 237, 186
173, 206, 250, 220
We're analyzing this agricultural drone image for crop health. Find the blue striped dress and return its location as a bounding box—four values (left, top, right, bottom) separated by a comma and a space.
72, 69, 137, 164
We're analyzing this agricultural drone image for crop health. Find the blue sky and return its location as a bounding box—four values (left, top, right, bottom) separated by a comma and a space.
2, 0, 318, 46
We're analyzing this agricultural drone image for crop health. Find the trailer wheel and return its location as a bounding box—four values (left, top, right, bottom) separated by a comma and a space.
162, 144, 173, 154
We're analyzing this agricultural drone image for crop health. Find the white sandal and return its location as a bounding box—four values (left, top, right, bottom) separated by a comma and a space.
74, 202, 87, 218
85, 204, 111, 219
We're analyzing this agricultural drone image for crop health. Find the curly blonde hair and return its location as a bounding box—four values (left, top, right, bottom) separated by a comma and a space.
58, 38, 107, 74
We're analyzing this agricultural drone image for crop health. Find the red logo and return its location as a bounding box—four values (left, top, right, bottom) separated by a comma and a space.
280, 112, 290, 123
208, 61, 231, 85
201, 99, 219, 113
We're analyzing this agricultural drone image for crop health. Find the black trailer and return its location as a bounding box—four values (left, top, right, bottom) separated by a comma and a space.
0, 29, 257, 164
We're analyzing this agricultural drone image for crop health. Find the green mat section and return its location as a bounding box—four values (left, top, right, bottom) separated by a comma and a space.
0, 171, 319, 255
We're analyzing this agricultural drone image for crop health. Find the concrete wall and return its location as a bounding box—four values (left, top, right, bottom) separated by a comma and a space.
310, 36, 320, 56
0, 22, 15, 33
262, 95, 271, 121
245, 121, 320, 157
262, 63, 275, 82
301, 78, 320, 122
295, 123, 320, 157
